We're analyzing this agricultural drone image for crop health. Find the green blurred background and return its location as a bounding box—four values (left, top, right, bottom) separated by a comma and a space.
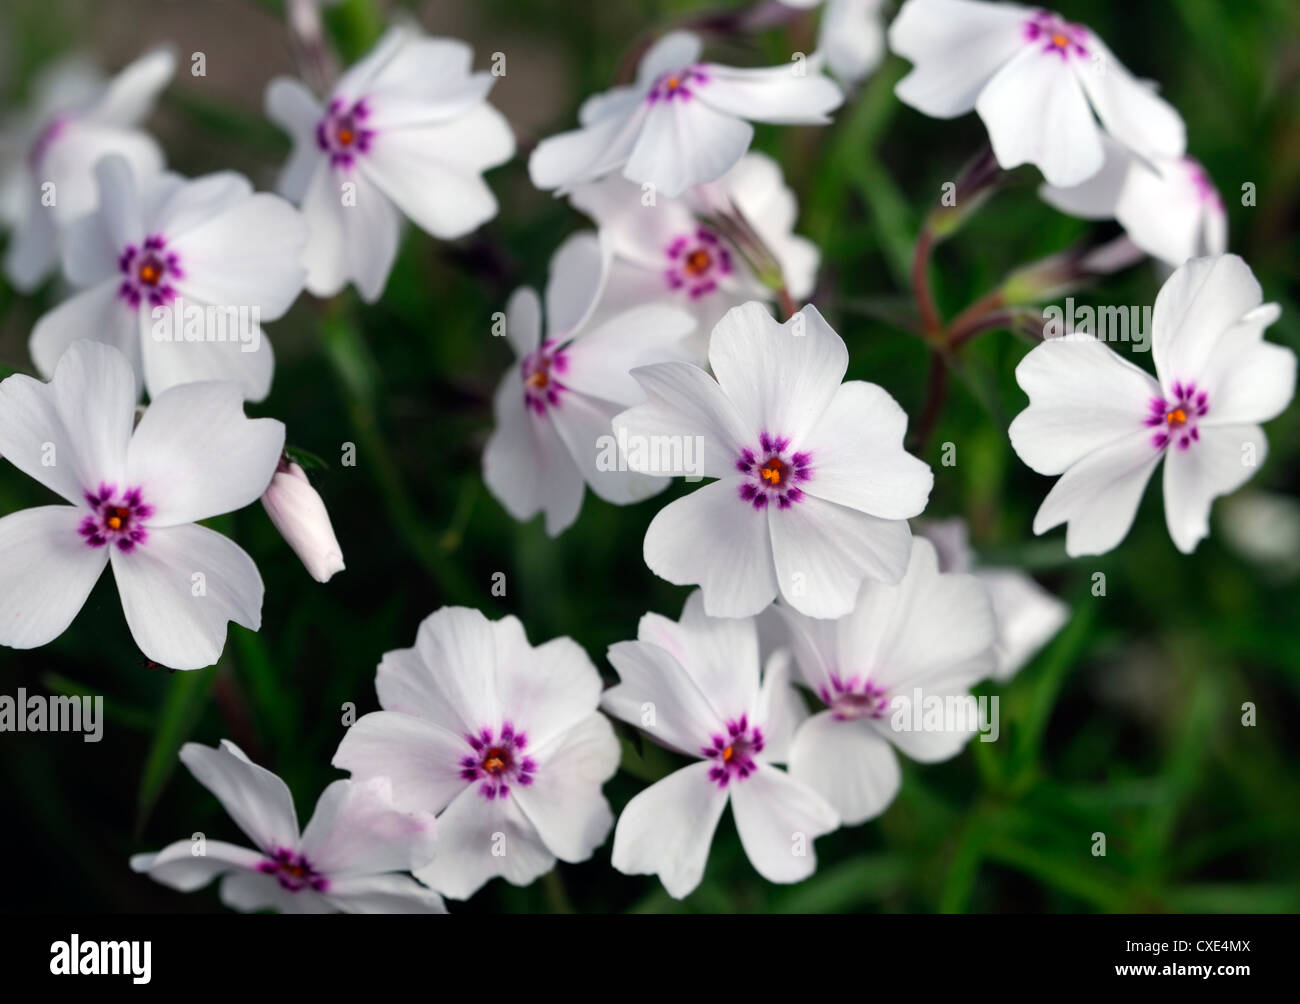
1, 0, 1298, 913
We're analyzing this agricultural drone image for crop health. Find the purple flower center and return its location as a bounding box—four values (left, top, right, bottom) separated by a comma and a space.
1024, 10, 1089, 58
647, 66, 709, 103
316, 98, 375, 168
118, 235, 182, 309
460, 722, 537, 800
259, 848, 329, 893
79, 484, 153, 552
665, 228, 732, 299
819, 675, 889, 722
1146, 381, 1209, 451
702, 714, 763, 788
522, 339, 569, 415
736, 433, 812, 509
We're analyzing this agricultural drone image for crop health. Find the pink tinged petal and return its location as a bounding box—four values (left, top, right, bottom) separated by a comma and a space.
696, 63, 844, 124
29, 279, 142, 385
265, 77, 325, 202
168, 193, 307, 320
0, 506, 108, 649
1008, 335, 1161, 476
889, 0, 1030, 116
545, 231, 608, 338
603, 638, 727, 756
260, 462, 345, 583
528, 106, 646, 193
801, 381, 933, 518
362, 112, 510, 240
331, 710, 470, 815
977, 568, 1069, 681
1151, 255, 1268, 394
642, 477, 780, 618
623, 96, 755, 199
320, 873, 447, 914
975, 43, 1104, 188
299, 777, 438, 878
709, 303, 849, 450
1031, 429, 1162, 557
125, 381, 284, 526
1075, 37, 1185, 164
89, 46, 175, 127
615, 363, 753, 479
511, 713, 620, 863
869, 686, 981, 762
0, 340, 136, 505
219, 870, 333, 914
492, 618, 604, 749
411, 606, 504, 732
562, 304, 698, 404
178, 740, 299, 852
549, 388, 670, 507
1163, 423, 1267, 555
110, 523, 264, 670
505, 286, 542, 359
610, 761, 729, 899
636, 590, 762, 723
788, 712, 900, 825
414, 785, 556, 900
768, 494, 914, 618
729, 762, 838, 884
129, 838, 266, 892
755, 648, 810, 764
482, 369, 586, 536
140, 309, 276, 404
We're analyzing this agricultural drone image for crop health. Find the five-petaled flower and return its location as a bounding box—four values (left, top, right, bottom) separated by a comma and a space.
613, 302, 934, 619
132, 740, 445, 913
332, 605, 621, 900
602, 591, 838, 898
0, 342, 284, 669
1009, 254, 1295, 556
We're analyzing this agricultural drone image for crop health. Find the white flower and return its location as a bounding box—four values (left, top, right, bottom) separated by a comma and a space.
29, 155, 306, 403
919, 517, 1068, 681
0, 342, 284, 669
483, 231, 697, 536
602, 592, 836, 898
569, 152, 819, 358
529, 31, 843, 198
265, 25, 515, 302
131, 740, 444, 914
261, 459, 345, 583
0, 47, 174, 291
613, 302, 934, 619
332, 606, 620, 900
888, 0, 1185, 187
1040, 137, 1227, 268
775, 538, 996, 825
781, 0, 887, 82
1009, 254, 1295, 556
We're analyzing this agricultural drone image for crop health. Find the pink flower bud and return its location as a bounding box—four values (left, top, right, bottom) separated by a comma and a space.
261, 461, 345, 583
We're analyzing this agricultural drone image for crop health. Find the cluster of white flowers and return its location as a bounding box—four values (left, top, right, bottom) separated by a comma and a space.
0, 0, 1291, 910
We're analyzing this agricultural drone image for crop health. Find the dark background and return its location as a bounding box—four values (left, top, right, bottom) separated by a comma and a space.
1, 0, 1298, 913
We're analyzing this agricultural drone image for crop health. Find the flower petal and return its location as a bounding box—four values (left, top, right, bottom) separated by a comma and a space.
1076, 36, 1185, 163
730, 762, 838, 884
331, 710, 469, 815
264, 76, 324, 202
977, 568, 1069, 681
788, 711, 900, 825
1163, 423, 1267, 554
0, 506, 107, 649
492, 617, 604, 749
697, 64, 843, 124
178, 740, 299, 853
30, 280, 142, 386
604, 637, 726, 756
130, 838, 264, 892
299, 777, 438, 878
321, 873, 447, 914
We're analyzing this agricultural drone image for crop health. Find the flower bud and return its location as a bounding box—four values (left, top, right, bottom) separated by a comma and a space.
261, 460, 345, 583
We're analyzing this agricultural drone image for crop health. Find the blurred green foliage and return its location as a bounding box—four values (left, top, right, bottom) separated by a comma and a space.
0, 0, 1298, 914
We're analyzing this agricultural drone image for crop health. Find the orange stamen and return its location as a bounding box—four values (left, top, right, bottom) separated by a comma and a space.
1166, 408, 1188, 426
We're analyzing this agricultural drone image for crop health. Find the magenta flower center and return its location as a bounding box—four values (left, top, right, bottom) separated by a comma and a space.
522, 339, 569, 415
647, 66, 709, 103
460, 723, 537, 800
1024, 10, 1089, 58
736, 433, 812, 509
118, 235, 182, 309
702, 714, 763, 788
1146, 381, 1209, 451
79, 484, 153, 552
259, 848, 329, 893
316, 98, 374, 168
665, 228, 732, 299
820, 675, 889, 722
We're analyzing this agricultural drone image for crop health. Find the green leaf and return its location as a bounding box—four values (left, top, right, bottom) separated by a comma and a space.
135, 665, 219, 835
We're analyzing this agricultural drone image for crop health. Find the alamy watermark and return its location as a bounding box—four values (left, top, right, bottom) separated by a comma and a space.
1043, 296, 1153, 352
0, 688, 103, 742
150, 296, 261, 353
596, 429, 705, 481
